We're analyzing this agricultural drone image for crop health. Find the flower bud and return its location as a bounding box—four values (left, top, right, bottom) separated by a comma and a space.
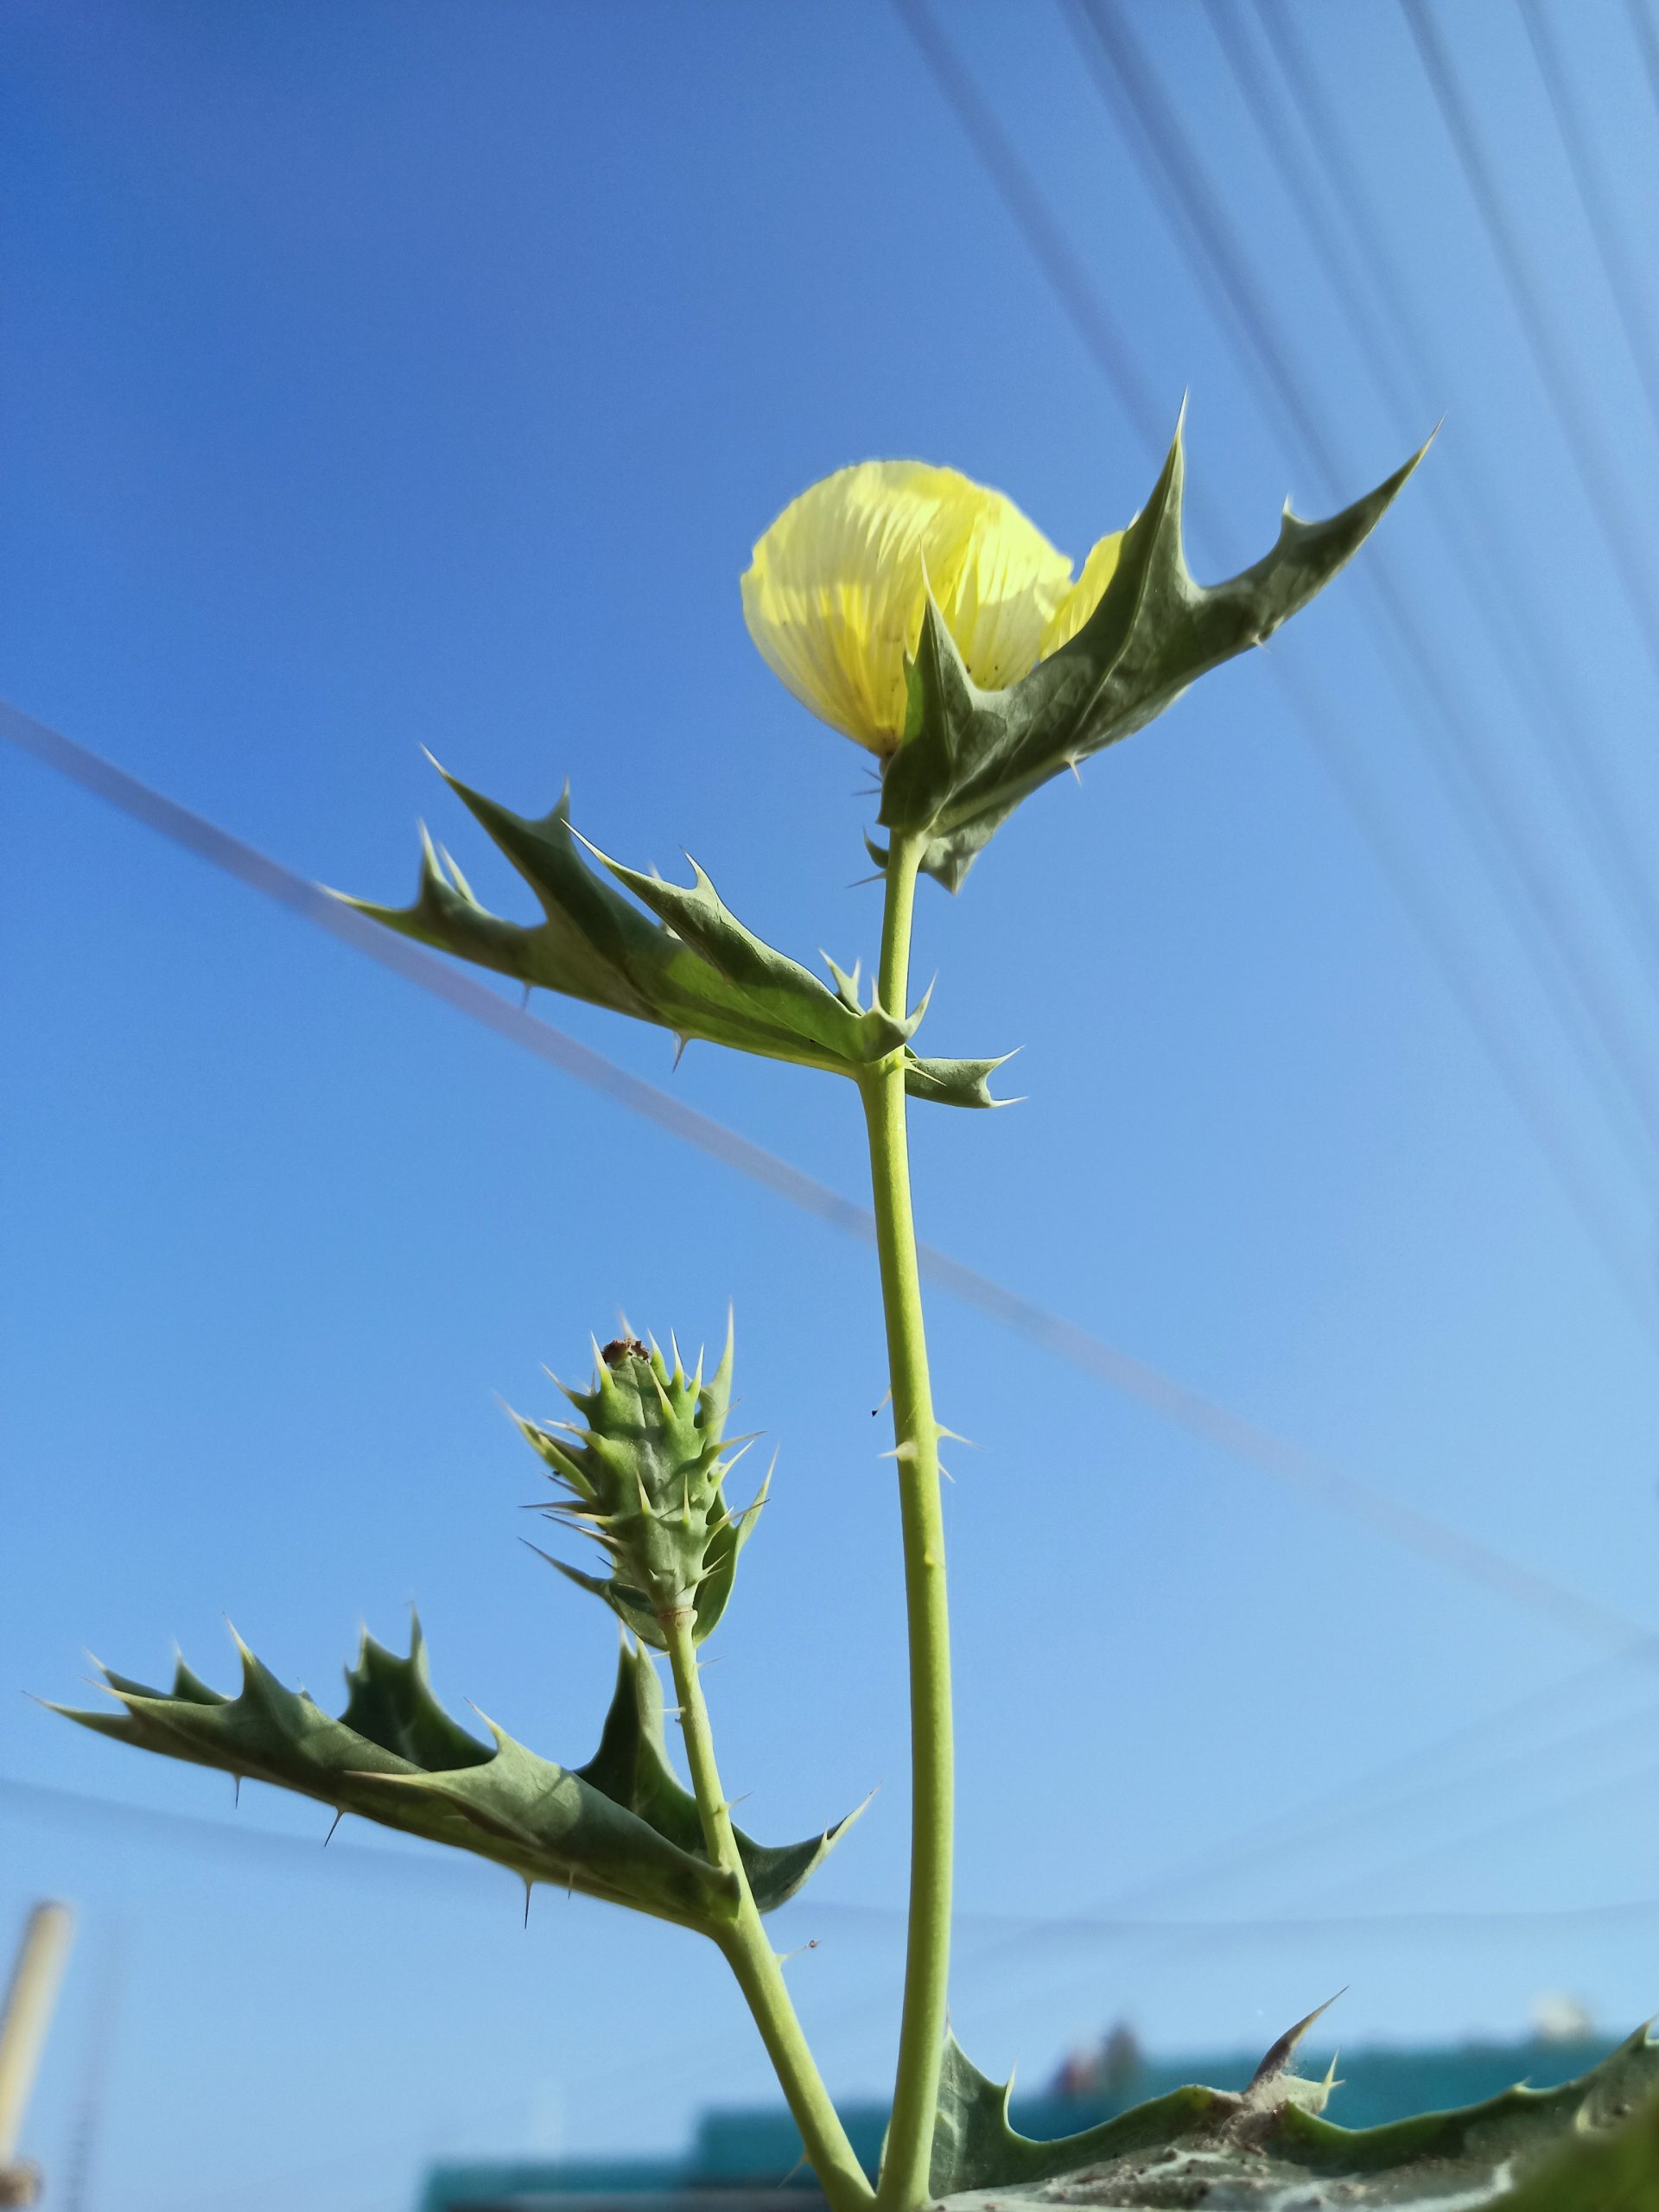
740, 459, 1123, 755
518, 1321, 765, 1648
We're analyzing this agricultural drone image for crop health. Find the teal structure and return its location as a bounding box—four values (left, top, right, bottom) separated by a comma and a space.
416, 2034, 1613, 2211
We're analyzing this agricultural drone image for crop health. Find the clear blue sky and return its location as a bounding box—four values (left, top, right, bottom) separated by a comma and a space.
4, 4, 1659, 2209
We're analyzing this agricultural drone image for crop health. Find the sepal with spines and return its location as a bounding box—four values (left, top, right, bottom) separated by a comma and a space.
519, 1324, 760, 1647
52, 1624, 858, 1927
879, 417, 1427, 889
345, 772, 1003, 1105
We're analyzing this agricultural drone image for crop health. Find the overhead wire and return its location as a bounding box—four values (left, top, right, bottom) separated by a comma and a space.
1397, 0, 1659, 678
11, 701, 1659, 2064
950, 1738, 1659, 2032
39, 1747, 1646, 2212
13, 1768, 1656, 1941
1202, 0, 1659, 1017
13, 0, 1659, 2088
942, 1680, 1659, 2019
12, 16, 1656, 2194
1626, 0, 1659, 123
1002, 1643, 1659, 1947
15, 1630, 1659, 1981
10, 1683, 1659, 2180
13, 1708, 1659, 2160
16, 1627, 1659, 2194
1516, 0, 1659, 447
4, 697, 1649, 1649
887, 0, 1659, 1338
8, 1641, 1655, 1930
1065, 0, 1659, 1200
884, 0, 1659, 2024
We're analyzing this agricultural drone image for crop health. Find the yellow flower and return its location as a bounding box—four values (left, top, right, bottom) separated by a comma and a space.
741, 461, 1124, 755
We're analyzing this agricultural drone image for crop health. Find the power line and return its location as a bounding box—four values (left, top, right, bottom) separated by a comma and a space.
0, 1774, 499, 1897
1052, 1649, 1659, 1938
11, 734, 1643, 2193
955, 1728, 1659, 2027
1305, 1751, 1659, 1923
1626, 0, 1659, 124
887, 0, 1659, 1337
1200, 0, 1659, 1027
948, 1688, 1659, 2007
14, 1771, 1653, 1941
1398, 0, 1659, 680
5, 696, 1649, 1649
6, 704, 1656, 2081
1516, 0, 1659, 448
1065, 0, 1659, 1194
19, 1612, 1659, 1972
864, 9, 1659, 2018
26, 1735, 1657, 2212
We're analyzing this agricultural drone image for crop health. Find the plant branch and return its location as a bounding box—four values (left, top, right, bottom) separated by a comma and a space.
863, 829, 953, 2212
659, 1608, 873, 2212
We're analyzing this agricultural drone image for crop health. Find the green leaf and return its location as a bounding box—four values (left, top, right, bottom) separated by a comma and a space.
578, 1640, 863, 1915
346, 773, 1001, 1104
928, 2031, 1227, 2200
880, 418, 1427, 890
900, 1052, 1014, 1109
1499, 2075, 1659, 2210
54, 1622, 855, 1929
929, 2018, 1659, 2209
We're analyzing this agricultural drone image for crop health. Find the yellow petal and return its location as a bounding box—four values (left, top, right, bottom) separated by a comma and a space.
1038, 531, 1126, 660
741, 461, 1074, 753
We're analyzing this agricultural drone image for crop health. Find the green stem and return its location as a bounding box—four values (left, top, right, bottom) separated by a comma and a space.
863, 829, 952, 2212
659, 1608, 874, 2212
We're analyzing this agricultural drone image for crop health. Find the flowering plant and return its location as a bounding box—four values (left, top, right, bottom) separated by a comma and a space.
56, 421, 1659, 2210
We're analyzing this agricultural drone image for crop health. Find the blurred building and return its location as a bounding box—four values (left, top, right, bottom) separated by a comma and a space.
416, 2023, 1613, 2212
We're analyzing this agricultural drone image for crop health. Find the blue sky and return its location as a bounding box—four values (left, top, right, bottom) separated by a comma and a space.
4, 3, 1659, 2209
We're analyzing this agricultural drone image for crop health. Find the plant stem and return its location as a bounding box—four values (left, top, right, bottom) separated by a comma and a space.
659, 1607, 874, 2212
862, 828, 952, 2212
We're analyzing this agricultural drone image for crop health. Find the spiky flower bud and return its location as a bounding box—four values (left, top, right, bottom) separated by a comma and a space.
517, 1320, 766, 1648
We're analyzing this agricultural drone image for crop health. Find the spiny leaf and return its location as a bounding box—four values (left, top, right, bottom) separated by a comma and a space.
346, 777, 1001, 1104
899, 1050, 1016, 1109
928, 2018, 1659, 2209
54, 1621, 855, 1929
1498, 2075, 1659, 2210
880, 418, 1426, 889
928, 2032, 1224, 2199
579, 1640, 862, 1915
